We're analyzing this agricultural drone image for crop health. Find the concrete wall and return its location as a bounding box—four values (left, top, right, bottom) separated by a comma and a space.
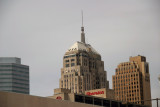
0, 91, 100, 107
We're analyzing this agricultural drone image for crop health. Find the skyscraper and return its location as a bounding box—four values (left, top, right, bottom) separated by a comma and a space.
112, 55, 151, 107
0, 57, 29, 94
59, 25, 109, 94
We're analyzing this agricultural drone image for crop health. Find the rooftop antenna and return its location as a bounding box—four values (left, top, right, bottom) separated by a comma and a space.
81, 10, 85, 43
82, 10, 83, 27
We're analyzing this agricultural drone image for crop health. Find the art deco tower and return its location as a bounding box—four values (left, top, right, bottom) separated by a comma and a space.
112, 55, 152, 107
59, 25, 109, 94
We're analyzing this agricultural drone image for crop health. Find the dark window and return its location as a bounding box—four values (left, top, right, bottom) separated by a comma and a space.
65, 60, 69, 62
71, 63, 75, 66
71, 59, 75, 61
66, 64, 69, 67
145, 64, 149, 73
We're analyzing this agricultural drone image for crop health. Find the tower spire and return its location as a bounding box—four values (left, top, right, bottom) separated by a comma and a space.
81, 11, 85, 43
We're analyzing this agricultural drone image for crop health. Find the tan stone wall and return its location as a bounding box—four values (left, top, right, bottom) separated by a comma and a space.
106, 89, 115, 100
0, 91, 100, 107
54, 88, 71, 94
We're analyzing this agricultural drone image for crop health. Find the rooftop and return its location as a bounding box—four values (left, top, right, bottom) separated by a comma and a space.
0, 57, 21, 64
66, 41, 100, 55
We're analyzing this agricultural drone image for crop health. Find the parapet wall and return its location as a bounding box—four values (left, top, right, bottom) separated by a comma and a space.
0, 91, 100, 107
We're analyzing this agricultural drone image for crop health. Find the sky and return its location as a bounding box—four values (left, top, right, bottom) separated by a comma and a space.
0, 0, 160, 106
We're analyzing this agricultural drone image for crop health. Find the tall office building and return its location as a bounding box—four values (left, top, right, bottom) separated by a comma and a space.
0, 57, 29, 94
112, 55, 151, 107
59, 26, 109, 94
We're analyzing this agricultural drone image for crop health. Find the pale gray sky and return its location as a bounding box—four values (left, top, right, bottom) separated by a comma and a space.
0, 0, 160, 106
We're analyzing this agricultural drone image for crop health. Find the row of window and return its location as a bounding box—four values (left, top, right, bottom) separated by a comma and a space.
114, 84, 139, 89
65, 59, 75, 62
64, 54, 90, 60
65, 59, 89, 67
0, 78, 29, 82
116, 69, 139, 74
118, 65, 137, 70
65, 63, 75, 67
0, 82, 29, 85
115, 88, 140, 93
0, 86, 29, 90
64, 55, 76, 59
2, 90, 29, 94
12, 90, 29, 94
0, 65, 29, 70
114, 74, 139, 79
0, 73, 29, 78
0, 69, 29, 74
114, 79, 139, 84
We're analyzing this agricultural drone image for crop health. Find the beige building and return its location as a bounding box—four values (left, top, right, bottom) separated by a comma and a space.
112, 55, 152, 107
59, 26, 109, 94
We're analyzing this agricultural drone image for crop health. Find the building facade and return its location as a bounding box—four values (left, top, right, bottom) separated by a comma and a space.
59, 26, 109, 94
0, 57, 29, 94
112, 55, 151, 107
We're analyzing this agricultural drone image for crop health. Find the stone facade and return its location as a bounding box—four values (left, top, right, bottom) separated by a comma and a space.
112, 55, 152, 107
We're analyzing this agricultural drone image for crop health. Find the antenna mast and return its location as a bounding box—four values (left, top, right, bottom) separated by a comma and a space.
82, 10, 83, 27
81, 10, 85, 43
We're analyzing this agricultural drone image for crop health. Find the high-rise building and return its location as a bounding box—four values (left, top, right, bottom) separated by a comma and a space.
59, 26, 109, 94
112, 55, 151, 107
0, 57, 29, 94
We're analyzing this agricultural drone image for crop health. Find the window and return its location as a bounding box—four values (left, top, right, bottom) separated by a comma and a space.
71, 63, 75, 67
65, 60, 69, 62
145, 64, 149, 73
71, 59, 75, 61
66, 64, 69, 67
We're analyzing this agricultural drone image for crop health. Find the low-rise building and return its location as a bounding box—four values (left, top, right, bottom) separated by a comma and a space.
48, 88, 148, 107
51, 88, 114, 101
